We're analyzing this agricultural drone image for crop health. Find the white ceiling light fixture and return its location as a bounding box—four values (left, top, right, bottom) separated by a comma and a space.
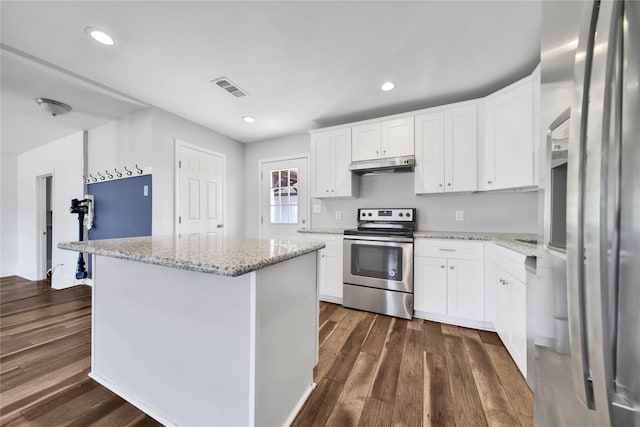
36, 98, 72, 116
381, 82, 395, 91
242, 116, 256, 123
85, 27, 115, 46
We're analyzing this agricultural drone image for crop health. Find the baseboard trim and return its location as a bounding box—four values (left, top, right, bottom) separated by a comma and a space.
88, 372, 177, 426
319, 295, 342, 305
282, 382, 316, 427
413, 310, 496, 332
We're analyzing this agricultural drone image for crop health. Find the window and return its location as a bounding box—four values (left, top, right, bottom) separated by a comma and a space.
270, 168, 298, 224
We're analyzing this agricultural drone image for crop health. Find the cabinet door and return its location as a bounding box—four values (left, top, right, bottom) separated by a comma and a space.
509, 278, 527, 376
310, 131, 335, 198
447, 259, 484, 321
318, 248, 342, 300
445, 105, 477, 192
494, 266, 510, 346
483, 79, 534, 190
351, 123, 381, 161
332, 129, 354, 198
381, 117, 414, 158
414, 112, 445, 194
414, 256, 447, 314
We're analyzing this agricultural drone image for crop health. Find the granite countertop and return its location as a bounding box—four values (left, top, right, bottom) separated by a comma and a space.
297, 228, 347, 235
414, 231, 537, 257
58, 234, 326, 277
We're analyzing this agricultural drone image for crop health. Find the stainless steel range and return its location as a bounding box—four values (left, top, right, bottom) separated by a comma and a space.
343, 208, 416, 319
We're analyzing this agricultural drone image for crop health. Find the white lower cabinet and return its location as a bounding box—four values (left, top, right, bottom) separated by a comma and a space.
297, 233, 343, 303
493, 245, 528, 377
414, 239, 485, 326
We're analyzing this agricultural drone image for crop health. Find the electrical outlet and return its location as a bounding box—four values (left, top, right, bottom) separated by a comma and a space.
455, 210, 464, 221
143, 185, 149, 196
312, 204, 322, 214
336, 210, 342, 220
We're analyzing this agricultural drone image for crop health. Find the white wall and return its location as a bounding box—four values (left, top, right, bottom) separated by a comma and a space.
17, 131, 86, 288
88, 109, 152, 174
244, 133, 538, 237
151, 108, 245, 237
243, 133, 310, 238
1, 153, 19, 276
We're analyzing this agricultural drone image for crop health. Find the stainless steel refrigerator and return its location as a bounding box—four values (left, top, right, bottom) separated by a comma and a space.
537, 0, 639, 426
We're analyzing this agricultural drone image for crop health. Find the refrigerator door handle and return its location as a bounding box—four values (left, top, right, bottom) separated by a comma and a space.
566, 0, 599, 410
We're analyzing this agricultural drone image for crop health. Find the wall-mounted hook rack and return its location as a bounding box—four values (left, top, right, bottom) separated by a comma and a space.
106, 170, 114, 179
124, 166, 133, 176
84, 175, 90, 184
97, 171, 105, 181
90, 174, 98, 182
114, 168, 123, 178
135, 164, 143, 174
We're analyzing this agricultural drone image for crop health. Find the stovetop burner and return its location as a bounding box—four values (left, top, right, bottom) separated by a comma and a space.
344, 208, 417, 238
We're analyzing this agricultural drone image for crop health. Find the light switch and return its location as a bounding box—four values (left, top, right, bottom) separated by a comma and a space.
455, 210, 464, 221
312, 203, 322, 214
143, 185, 149, 197
336, 210, 342, 220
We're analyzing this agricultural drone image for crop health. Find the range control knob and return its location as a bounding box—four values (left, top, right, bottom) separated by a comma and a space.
398, 212, 403, 217
405, 211, 411, 218
361, 212, 366, 217
368, 212, 373, 217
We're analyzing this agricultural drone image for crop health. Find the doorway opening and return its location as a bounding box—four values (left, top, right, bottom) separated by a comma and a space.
37, 174, 53, 279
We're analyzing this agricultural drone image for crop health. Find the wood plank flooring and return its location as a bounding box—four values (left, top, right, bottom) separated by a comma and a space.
1, 276, 532, 426
292, 302, 533, 427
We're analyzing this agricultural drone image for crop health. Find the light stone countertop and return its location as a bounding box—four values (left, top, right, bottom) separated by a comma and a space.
58, 234, 326, 277
414, 231, 537, 257
297, 228, 347, 235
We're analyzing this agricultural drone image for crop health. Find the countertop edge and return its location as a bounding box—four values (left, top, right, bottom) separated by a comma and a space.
58, 241, 326, 277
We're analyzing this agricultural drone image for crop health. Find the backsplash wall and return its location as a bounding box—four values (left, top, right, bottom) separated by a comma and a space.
312, 172, 538, 233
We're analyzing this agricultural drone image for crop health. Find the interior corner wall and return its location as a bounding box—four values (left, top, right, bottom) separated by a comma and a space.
150, 107, 245, 237
17, 131, 85, 288
243, 133, 310, 238
1, 153, 19, 276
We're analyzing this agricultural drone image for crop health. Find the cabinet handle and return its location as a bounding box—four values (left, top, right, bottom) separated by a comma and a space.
439, 183, 443, 187
331, 189, 334, 192
383, 150, 386, 154
450, 265, 455, 270
487, 180, 493, 184
376, 150, 379, 155
439, 248, 456, 252
447, 183, 451, 186
440, 265, 445, 269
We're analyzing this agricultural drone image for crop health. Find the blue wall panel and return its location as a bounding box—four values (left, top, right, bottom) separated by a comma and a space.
87, 175, 152, 240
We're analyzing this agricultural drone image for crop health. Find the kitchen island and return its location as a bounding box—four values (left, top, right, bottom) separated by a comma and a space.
59, 234, 325, 427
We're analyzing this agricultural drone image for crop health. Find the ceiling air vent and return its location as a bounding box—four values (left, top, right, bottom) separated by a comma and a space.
211, 77, 249, 98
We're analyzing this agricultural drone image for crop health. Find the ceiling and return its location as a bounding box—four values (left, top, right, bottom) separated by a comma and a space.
1, 1, 541, 150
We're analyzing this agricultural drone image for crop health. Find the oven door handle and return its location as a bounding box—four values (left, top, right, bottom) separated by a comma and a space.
343, 235, 414, 243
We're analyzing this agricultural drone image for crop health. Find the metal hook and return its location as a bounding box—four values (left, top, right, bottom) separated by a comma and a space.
90, 173, 98, 182
97, 171, 105, 181
84, 175, 90, 184
135, 164, 143, 174
106, 169, 114, 179
114, 168, 123, 178
124, 166, 132, 176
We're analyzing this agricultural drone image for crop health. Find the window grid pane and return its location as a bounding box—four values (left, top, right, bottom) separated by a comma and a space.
269, 168, 299, 224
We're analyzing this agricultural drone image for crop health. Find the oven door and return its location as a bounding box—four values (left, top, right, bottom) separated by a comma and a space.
343, 236, 413, 293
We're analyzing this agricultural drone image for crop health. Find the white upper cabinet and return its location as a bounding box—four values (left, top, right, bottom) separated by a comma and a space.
310, 128, 357, 198
415, 104, 477, 194
480, 76, 535, 190
352, 116, 414, 162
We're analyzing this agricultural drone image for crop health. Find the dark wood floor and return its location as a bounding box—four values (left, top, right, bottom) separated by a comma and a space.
1, 276, 532, 426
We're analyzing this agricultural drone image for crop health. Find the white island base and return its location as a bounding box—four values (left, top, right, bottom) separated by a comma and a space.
89, 252, 317, 426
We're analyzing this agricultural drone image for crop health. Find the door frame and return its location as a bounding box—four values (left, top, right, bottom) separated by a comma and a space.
174, 139, 226, 236
36, 173, 53, 279
258, 153, 310, 238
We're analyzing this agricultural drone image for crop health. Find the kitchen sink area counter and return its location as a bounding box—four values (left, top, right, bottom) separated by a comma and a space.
58, 234, 326, 276
59, 234, 323, 426
297, 227, 347, 235
414, 231, 537, 256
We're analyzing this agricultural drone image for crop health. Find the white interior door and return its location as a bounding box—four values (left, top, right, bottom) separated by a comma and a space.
177, 143, 224, 235
260, 157, 308, 238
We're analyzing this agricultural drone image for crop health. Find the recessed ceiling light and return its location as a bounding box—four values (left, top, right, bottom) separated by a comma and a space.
85, 27, 115, 46
381, 82, 395, 91
242, 116, 255, 123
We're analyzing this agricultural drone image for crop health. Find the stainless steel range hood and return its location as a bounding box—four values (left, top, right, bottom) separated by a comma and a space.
349, 155, 415, 175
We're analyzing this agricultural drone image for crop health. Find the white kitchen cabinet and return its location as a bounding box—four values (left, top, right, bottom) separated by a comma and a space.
297, 233, 343, 303
493, 245, 528, 377
414, 256, 447, 315
415, 104, 477, 194
310, 128, 357, 198
352, 116, 414, 162
480, 76, 535, 190
414, 239, 485, 325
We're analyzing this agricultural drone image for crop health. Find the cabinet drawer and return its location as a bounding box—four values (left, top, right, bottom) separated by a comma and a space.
415, 239, 484, 261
